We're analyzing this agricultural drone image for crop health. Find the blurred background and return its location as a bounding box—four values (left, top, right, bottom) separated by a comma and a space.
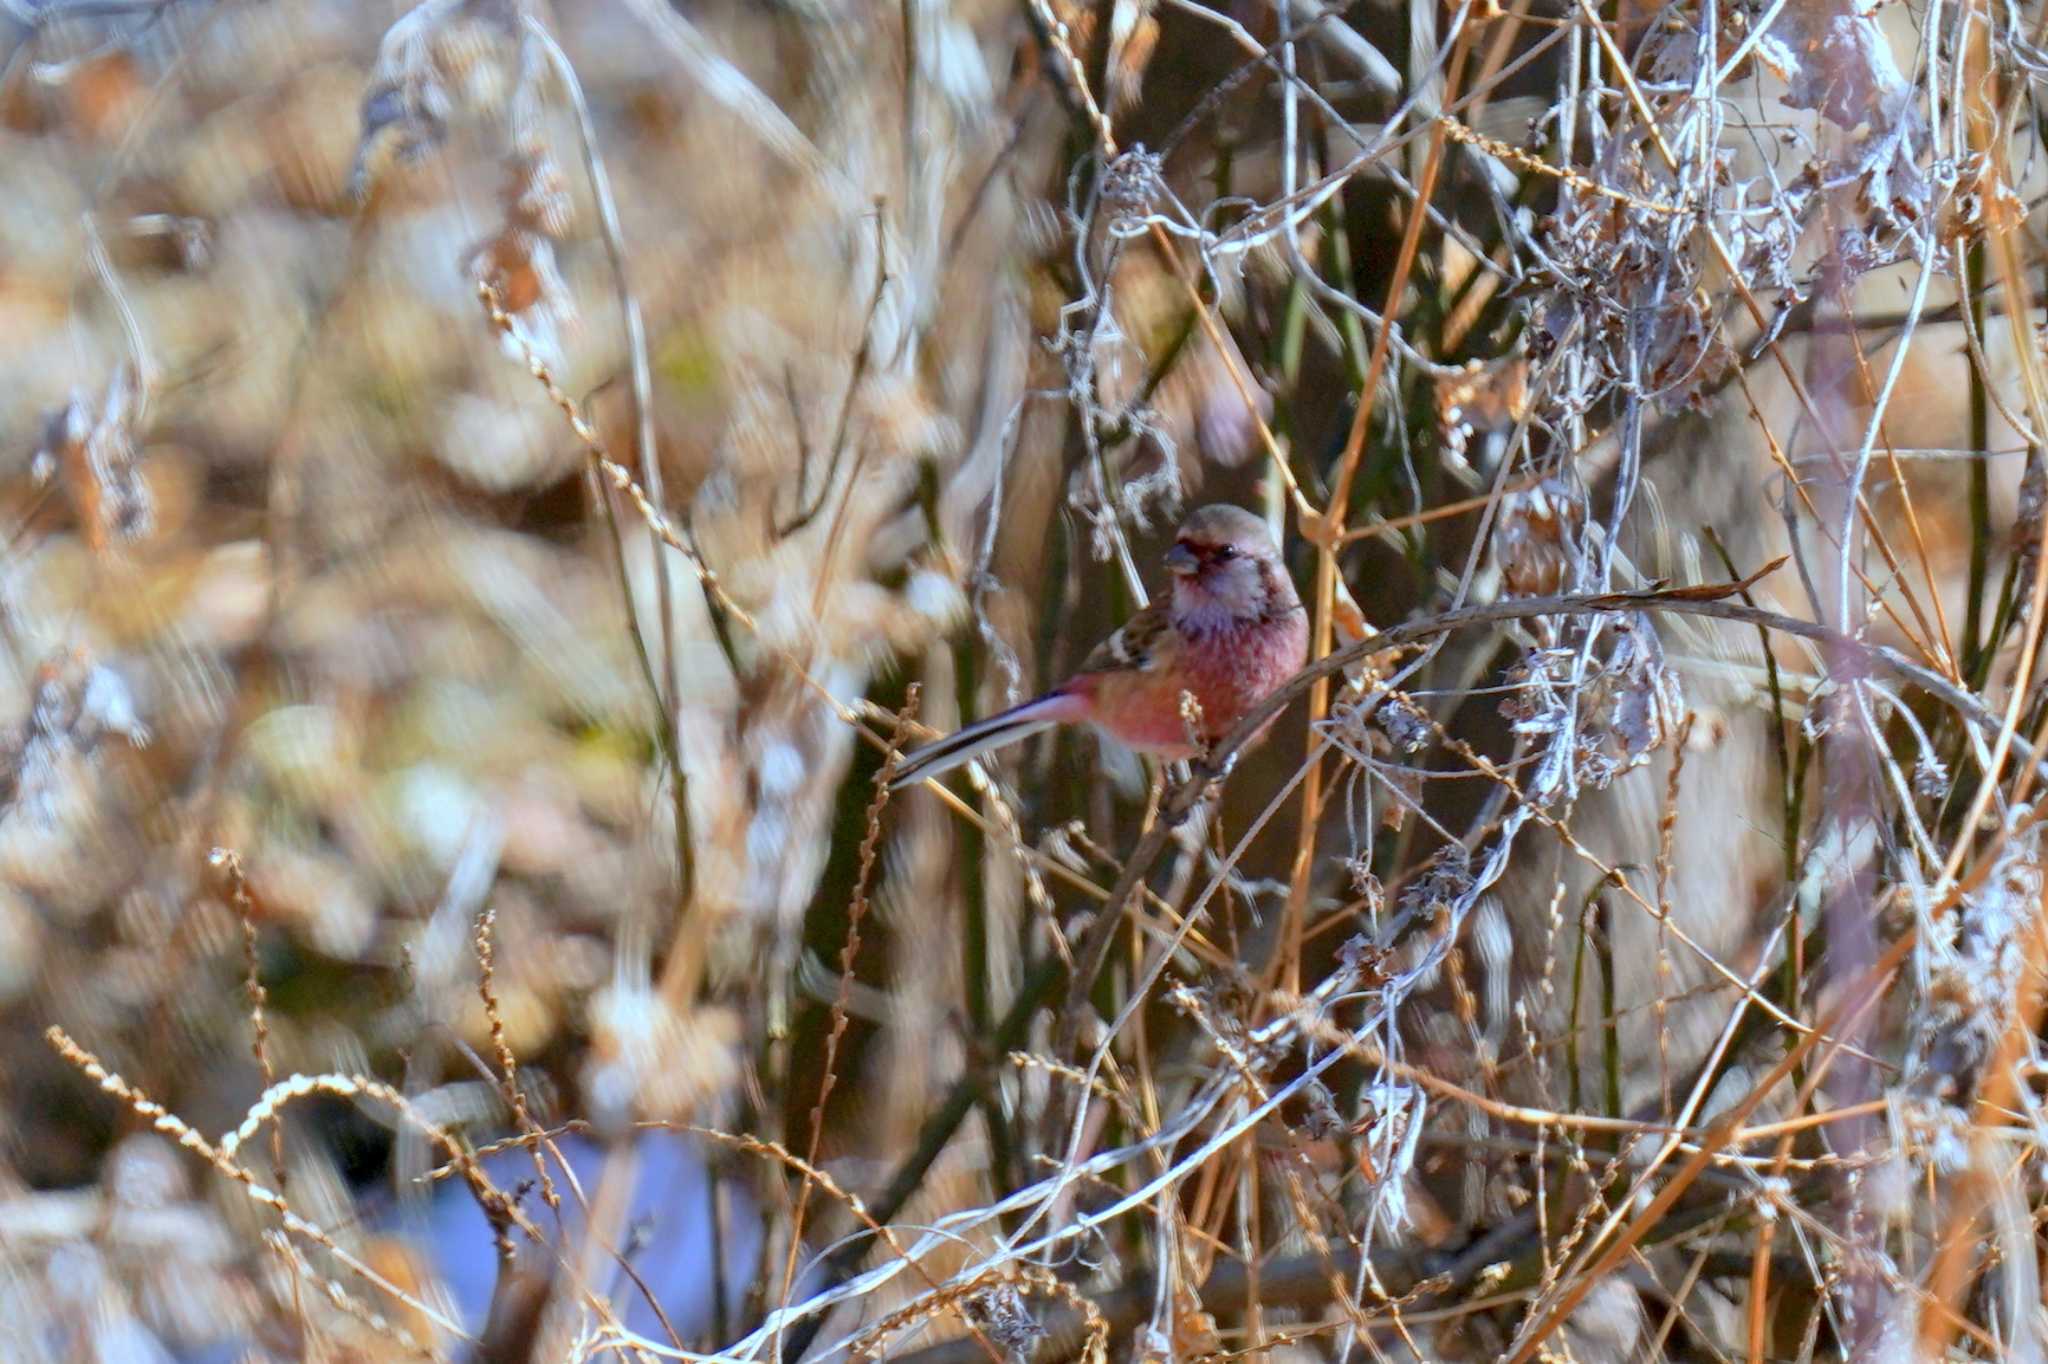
2, 0, 2044, 1360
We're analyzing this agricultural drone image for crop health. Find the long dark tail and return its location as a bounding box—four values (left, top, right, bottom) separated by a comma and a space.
889, 692, 1082, 789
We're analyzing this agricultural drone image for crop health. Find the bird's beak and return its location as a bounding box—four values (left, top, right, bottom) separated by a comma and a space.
1165, 542, 1200, 576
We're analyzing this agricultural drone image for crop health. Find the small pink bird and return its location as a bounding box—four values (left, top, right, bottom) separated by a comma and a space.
892, 505, 1308, 789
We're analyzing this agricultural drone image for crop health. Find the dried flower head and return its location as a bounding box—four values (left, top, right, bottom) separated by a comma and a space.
349, 0, 520, 199
0, 649, 149, 825
962, 1282, 1046, 1356
1493, 478, 1585, 599
36, 364, 153, 553
1437, 355, 1529, 472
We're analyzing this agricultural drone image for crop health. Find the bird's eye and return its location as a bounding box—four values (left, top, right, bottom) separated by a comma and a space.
1211, 545, 1238, 562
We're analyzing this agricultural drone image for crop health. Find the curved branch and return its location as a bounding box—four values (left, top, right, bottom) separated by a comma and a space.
1062, 574, 2033, 1022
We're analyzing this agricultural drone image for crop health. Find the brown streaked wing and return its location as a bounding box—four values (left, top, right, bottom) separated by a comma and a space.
1078, 602, 1176, 674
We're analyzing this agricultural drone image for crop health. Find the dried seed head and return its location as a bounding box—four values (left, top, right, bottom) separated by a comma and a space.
1493, 478, 1584, 598
0, 649, 149, 827
962, 1283, 1046, 1357
38, 365, 153, 553
349, 0, 519, 200
1437, 355, 1529, 467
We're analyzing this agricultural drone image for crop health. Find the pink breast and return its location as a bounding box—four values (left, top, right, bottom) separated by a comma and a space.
1084, 614, 1306, 758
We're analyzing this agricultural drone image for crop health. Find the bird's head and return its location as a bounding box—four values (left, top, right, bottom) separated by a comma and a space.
1164, 504, 1291, 626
